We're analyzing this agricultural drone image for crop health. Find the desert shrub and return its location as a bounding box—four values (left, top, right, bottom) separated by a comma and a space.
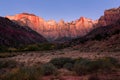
0, 53, 18, 58
50, 57, 74, 69
38, 43, 56, 50
21, 43, 68, 51
7, 47, 18, 52
40, 63, 57, 76
1, 43, 68, 52
95, 57, 119, 70
73, 58, 91, 75
2, 64, 57, 80
20, 43, 57, 51
73, 57, 119, 75
23, 44, 40, 51
88, 75, 100, 80
0, 60, 17, 69
55, 43, 68, 49
63, 63, 73, 71
102, 57, 118, 65
2, 67, 41, 80
87, 60, 101, 72
0, 46, 8, 52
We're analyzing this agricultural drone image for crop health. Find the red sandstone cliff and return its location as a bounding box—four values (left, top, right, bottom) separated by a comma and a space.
5, 7, 120, 41
6, 13, 97, 41
70, 7, 120, 52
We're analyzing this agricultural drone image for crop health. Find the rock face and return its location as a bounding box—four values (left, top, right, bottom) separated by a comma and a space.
6, 13, 97, 41
70, 18, 120, 52
99, 7, 120, 26
70, 7, 120, 52
0, 17, 47, 47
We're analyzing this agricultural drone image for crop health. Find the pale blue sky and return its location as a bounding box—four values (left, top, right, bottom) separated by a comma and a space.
0, 0, 119, 21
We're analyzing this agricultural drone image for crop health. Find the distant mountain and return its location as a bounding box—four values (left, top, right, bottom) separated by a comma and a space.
1, 7, 120, 51
6, 13, 97, 41
0, 17, 47, 47
70, 7, 120, 52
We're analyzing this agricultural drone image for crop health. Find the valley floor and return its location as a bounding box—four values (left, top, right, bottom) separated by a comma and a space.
0, 48, 120, 80
7, 48, 120, 66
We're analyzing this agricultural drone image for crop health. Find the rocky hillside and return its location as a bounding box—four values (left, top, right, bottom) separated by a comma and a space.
70, 7, 120, 52
6, 13, 97, 41
0, 17, 47, 47
71, 21, 120, 52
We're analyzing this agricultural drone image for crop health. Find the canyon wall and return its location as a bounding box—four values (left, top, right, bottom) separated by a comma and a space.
6, 13, 97, 41
99, 7, 120, 26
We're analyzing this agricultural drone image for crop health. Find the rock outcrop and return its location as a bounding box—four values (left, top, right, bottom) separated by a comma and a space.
6, 13, 97, 41
0, 17, 47, 47
99, 7, 120, 26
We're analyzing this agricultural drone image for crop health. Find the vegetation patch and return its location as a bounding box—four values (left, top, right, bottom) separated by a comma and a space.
1, 67, 42, 80
40, 63, 57, 76
49, 57, 74, 69
0, 60, 17, 69
49, 57, 120, 75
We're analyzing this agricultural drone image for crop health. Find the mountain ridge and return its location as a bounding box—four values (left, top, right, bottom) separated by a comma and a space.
69, 7, 120, 52
6, 13, 98, 41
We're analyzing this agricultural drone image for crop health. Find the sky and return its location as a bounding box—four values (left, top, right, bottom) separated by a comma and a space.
0, 0, 120, 22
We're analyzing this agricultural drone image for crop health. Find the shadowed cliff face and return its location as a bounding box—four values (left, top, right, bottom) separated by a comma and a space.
6, 13, 98, 41
0, 17, 47, 47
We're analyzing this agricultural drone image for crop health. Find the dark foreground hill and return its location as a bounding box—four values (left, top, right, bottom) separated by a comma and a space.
0, 17, 47, 48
